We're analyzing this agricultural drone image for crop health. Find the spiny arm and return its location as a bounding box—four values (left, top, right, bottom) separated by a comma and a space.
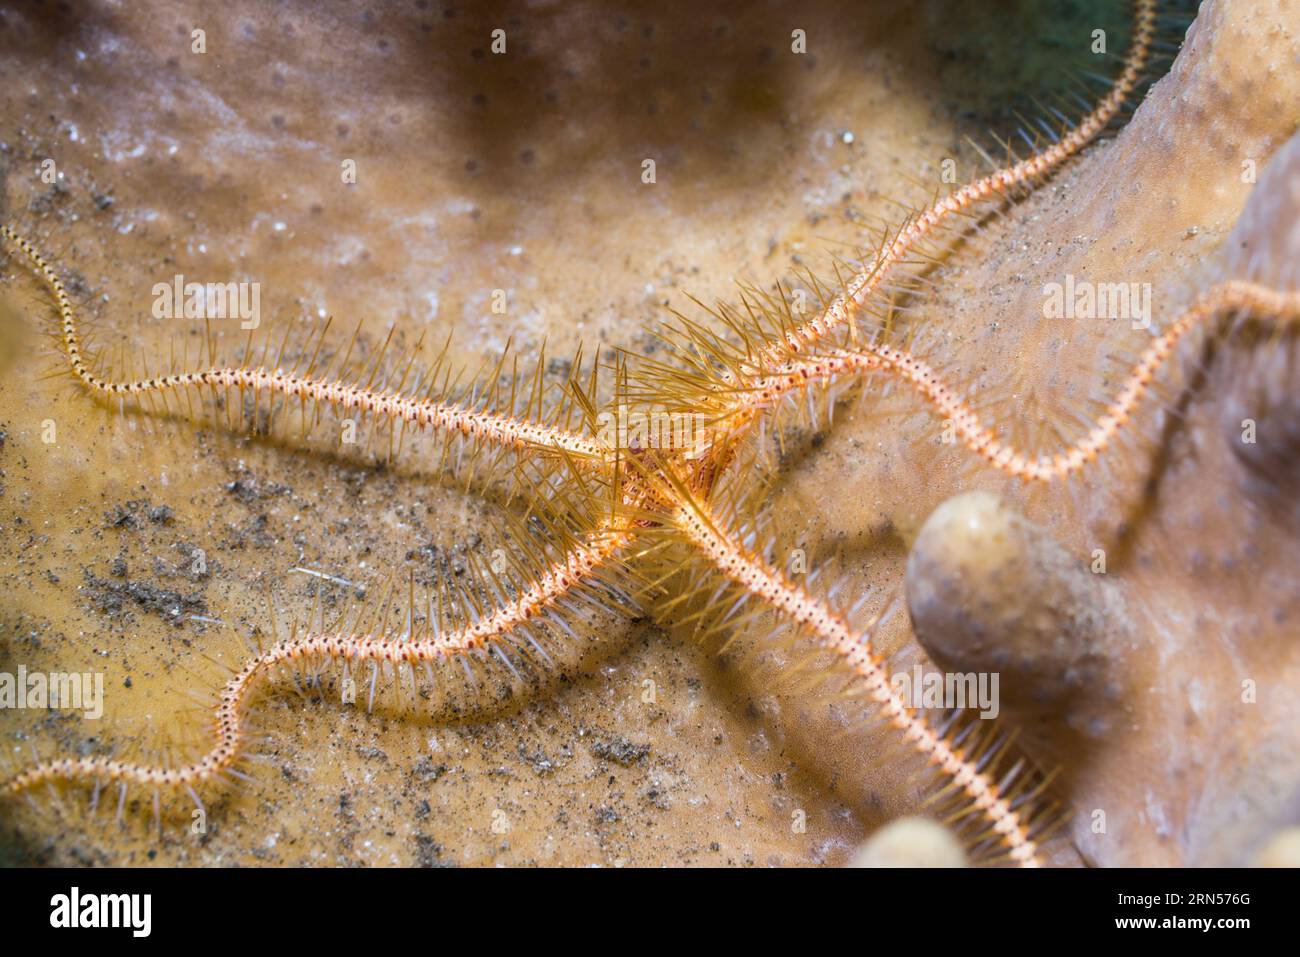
1, 224, 604, 460
745, 0, 1156, 371
729, 281, 1300, 482
1, 523, 632, 797
665, 486, 1041, 867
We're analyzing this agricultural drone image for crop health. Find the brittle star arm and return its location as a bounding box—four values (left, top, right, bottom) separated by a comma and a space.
0, 523, 634, 800
665, 485, 1041, 867
1, 225, 604, 460
749, 0, 1156, 369
726, 281, 1300, 482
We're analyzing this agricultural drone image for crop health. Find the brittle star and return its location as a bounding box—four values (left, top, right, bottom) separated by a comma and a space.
3, 0, 1297, 867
